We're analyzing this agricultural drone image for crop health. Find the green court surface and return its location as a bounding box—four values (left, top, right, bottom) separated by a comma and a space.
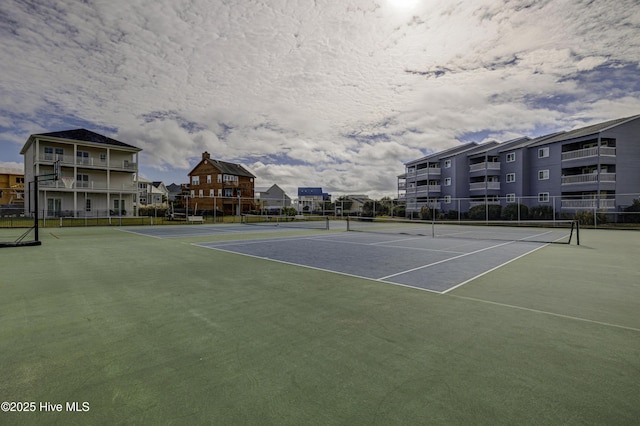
1, 226, 639, 425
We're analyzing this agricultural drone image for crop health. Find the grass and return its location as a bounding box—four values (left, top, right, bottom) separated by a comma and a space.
0, 226, 639, 425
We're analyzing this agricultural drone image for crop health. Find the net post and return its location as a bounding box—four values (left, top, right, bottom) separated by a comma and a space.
346, 216, 351, 231
575, 220, 580, 246
34, 178, 39, 242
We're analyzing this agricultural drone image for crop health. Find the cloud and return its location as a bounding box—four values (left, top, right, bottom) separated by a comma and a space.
1, 0, 639, 198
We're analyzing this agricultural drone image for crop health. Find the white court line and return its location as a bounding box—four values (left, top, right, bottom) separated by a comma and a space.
448, 295, 640, 333
440, 243, 548, 294
117, 228, 164, 239
377, 241, 515, 281
195, 243, 442, 294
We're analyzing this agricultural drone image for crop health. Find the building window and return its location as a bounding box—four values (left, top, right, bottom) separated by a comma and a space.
44, 147, 64, 160
217, 174, 222, 183
506, 194, 516, 203
207, 175, 211, 184
444, 159, 452, 168
506, 173, 515, 183
190, 190, 195, 198
76, 174, 89, 188
224, 189, 233, 197
209, 189, 214, 197
538, 169, 549, 180
444, 177, 451, 186
99, 153, 106, 163
198, 189, 203, 198
77, 151, 90, 165
538, 192, 550, 202
444, 195, 451, 203
85, 199, 92, 212
218, 189, 222, 197
192, 176, 199, 185
506, 152, 515, 162
538, 147, 549, 158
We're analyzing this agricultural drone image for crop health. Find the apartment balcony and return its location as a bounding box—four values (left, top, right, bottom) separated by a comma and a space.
561, 199, 616, 209
415, 167, 441, 177
562, 147, 616, 161
38, 180, 137, 192
398, 182, 406, 190
469, 200, 501, 208
561, 173, 616, 185
39, 154, 136, 171
469, 182, 501, 191
469, 162, 501, 172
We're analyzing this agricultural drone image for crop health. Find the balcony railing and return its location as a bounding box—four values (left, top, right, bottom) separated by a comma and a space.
469, 162, 501, 172
469, 182, 501, 190
38, 181, 137, 191
561, 173, 616, 185
562, 147, 616, 161
561, 199, 616, 209
415, 167, 441, 177
39, 154, 136, 170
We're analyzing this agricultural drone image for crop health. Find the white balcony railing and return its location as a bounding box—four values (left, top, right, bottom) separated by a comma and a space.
469, 182, 501, 190
38, 180, 137, 191
561, 199, 616, 209
40, 154, 136, 171
562, 147, 616, 161
469, 162, 501, 172
561, 173, 616, 185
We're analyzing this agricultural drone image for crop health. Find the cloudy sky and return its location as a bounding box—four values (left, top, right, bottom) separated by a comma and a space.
1, 0, 639, 198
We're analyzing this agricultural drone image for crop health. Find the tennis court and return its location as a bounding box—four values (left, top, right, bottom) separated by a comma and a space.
1, 223, 639, 424
194, 232, 552, 293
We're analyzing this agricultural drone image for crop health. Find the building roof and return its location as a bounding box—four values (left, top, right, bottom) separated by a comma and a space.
210, 159, 255, 178
23, 129, 141, 152
527, 115, 640, 147
465, 141, 501, 157
189, 152, 256, 178
405, 142, 478, 165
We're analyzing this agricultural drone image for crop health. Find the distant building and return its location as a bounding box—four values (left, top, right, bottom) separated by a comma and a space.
298, 187, 331, 213
0, 167, 25, 207
20, 129, 141, 217
342, 194, 371, 214
187, 152, 255, 215
257, 184, 291, 213
137, 178, 169, 208
399, 114, 640, 217
166, 183, 183, 202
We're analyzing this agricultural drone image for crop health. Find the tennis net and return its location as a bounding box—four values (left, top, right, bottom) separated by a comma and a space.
242, 214, 330, 230
346, 217, 579, 244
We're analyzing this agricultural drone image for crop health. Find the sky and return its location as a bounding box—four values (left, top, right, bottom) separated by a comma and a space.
1, 0, 639, 199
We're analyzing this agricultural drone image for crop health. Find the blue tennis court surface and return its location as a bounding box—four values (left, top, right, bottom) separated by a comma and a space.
193, 231, 548, 293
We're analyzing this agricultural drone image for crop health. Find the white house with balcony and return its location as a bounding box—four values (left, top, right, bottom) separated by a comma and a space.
20, 129, 141, 217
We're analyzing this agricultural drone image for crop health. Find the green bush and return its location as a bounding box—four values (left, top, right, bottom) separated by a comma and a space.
468, 204, 501, 220
502, 203, 529, 221
529, 205, 555, 220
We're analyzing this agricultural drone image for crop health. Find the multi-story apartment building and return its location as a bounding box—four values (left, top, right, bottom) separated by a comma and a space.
20, 129, 141, 217
399, 114, 640, 217
187, 152, 255, 215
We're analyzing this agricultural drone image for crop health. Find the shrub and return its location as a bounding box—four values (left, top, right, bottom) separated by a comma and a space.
468, 204, 501, 220
502, 203, 529, 221
529, 205, 555, 220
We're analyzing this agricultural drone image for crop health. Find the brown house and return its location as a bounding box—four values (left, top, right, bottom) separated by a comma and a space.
187, 152, 256, 215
